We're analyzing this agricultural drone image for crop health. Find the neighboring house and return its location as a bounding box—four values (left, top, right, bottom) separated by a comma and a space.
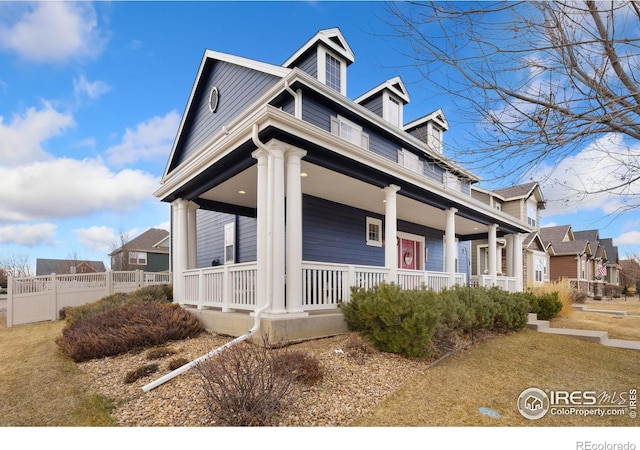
36, 258, 106, 276
154, 28, 532, 342
539, 225, 599, 295
109, 228, 170, 272
600, 238, 622, 294
471, 182, 549, 288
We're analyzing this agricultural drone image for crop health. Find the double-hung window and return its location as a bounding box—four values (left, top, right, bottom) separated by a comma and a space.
129, 251, 147, 266
325, 53, 341, 92
366, 217, 382, 247
331, 115, 369, 149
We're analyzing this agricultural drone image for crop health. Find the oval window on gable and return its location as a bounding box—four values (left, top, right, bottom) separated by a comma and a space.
208, 86, 219, 113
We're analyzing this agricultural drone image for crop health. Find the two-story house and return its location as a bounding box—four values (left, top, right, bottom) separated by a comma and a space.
109, 228, 170, 272
471, 182, 549, 288
154, 28, 532, 342
540, 225, 594, 293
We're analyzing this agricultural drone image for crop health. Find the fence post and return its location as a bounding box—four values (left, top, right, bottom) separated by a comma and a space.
7, 275, 13, 327
106, 270, 113, 295
50, 273, 58, 321
136, 269, 143, 288
222, 265, 232, 312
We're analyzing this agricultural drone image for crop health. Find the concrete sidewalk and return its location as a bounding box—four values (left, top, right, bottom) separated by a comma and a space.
527, 313, 640, 350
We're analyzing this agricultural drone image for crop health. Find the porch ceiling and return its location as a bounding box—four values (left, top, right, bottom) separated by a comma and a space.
197, 161, 491, 237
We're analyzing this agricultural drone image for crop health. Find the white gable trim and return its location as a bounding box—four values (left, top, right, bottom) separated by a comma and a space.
283, 28, 355, 67
354, 76, 410, 104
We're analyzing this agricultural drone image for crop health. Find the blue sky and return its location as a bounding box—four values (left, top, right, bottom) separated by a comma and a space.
1, 1, 639, 273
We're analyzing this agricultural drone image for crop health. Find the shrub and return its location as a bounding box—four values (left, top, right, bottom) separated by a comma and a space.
341, 284, 533, 358
168, 357, 190, 371
56, 302, 204, 362
274, 350, 323, 386
124, 364, 159, 384
195, 338, 296, 426
61, 285, 173, 325
571, 290, 588, 304
146, 346, 177, 360
341, 284, 438, 358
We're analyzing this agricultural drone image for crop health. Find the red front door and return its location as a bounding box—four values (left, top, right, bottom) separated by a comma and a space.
398, 237, 421, 270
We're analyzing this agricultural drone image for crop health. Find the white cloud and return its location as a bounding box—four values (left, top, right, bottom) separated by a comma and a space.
0, 158, 159, 222
106, 111, 180, 166
0, 3, 105, 62
0, 223, 57, 247
73, 74, 111, 101
0, 103, 74, 166
614, 230, 640, 247
73, 225, 118, 255
531, 133, 640, 217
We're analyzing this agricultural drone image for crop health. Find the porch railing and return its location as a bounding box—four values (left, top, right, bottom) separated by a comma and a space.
472, 275, 518, 292
179, 261, 467, 313
183, 262, 258, 311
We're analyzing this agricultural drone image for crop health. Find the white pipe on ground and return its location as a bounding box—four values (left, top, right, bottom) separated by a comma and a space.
142, 124, 273, 393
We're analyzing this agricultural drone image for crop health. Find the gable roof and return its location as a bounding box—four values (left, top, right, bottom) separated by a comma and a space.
600, 238, 619, 264
573, 229, 600, 243
539, 225, 574, 246
355, 76, 410, 105
36, 259, 106, 276
404, 109, 449, 132
283, 28, 355, 68
110, 228, 170, 256
550, 240, 591, 256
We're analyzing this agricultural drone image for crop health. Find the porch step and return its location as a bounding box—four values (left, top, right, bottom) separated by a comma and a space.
602, 338, 640, 350
526, 313, 608, 344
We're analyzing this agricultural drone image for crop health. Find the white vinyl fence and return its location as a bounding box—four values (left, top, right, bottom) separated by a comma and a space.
7, 270, 172, 327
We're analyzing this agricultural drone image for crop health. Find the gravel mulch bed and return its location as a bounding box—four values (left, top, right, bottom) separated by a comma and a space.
76, 331, 432, 427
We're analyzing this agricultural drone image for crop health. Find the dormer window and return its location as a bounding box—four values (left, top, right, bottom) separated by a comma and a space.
428, 123, 444, 153
384, 93, 402, 127
318, 47, 346, 95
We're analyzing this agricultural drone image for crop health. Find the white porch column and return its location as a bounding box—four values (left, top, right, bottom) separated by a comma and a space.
445, 207, 458, 284
505, 234, 514, 277
252, 149, 269, 310
187, 202, 199, 269
173, 199, 189, 302
513, 233, 524, 292
285, 148, 307, 315
269, 144, 286, 315
383, 185, 400, 284
488, 224, 498, 286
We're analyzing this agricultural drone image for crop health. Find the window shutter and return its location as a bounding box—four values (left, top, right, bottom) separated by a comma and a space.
330, 116, 339, 136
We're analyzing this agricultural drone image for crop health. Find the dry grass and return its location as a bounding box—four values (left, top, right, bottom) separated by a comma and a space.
353, 329, 640, 427
527, 279, 574, 318
0, 319, 116, 426
551, 312, 640, 341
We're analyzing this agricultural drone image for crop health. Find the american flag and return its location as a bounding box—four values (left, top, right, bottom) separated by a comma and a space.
598, 265, 607, 277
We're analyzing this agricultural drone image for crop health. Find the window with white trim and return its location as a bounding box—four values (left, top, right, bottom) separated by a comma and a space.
384, 93, 402, 127
527, 204, 537, 227
317, 47, 346, 95
129, 251, 147, 266
325, 53, 341, 92
428, 123, 443, 153
535, 257, 543, 282
398, 149, 423, 175
224, 222, 236, 264
330, 115, 370, 149
366, 217, 382, 247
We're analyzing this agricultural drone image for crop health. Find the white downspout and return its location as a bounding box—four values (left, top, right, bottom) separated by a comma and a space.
284, 81, 302, 119
142, 124, 272, 393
